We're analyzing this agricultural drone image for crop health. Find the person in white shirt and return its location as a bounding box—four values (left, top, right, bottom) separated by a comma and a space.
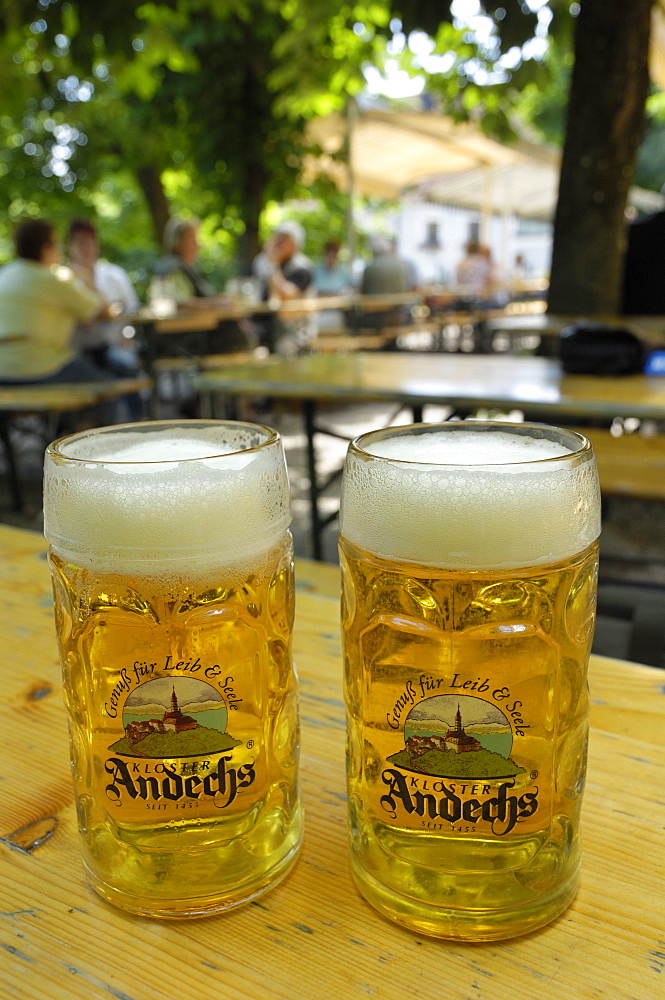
0, 218, 113, 383
67, 218, 140, 368
67, 218, 145, 419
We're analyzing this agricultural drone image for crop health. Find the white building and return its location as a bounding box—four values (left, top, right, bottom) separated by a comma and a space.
393, 198, 553, 287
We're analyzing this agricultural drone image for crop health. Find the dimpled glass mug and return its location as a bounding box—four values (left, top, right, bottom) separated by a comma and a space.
339, 421, 600, 941
44, 420, 303, 917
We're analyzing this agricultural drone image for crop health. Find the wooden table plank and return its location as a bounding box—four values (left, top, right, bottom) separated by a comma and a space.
194, 352, 665, 422
1, 524, 664, 1000
567, 427, 665, 500
0, 378, 151, 413
193, 352, 665, 557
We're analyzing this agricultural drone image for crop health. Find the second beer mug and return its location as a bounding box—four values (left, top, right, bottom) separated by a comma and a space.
44, 420, 303, 917
339, 422, 601, 941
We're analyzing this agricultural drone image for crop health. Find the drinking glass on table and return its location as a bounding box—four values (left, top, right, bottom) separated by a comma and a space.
147, 276, 177, 317
44, 420, 303, 917
339, 421, 600, 941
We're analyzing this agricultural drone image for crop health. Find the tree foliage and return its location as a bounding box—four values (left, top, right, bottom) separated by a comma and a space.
0, 1, 656, 313
0, 1, 389, 270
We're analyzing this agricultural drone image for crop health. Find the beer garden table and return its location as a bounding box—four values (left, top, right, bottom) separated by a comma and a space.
192, 352, 665, 558
0, 522, 663, 1000
135, 288, 550, 416
483, 312, 665, 345
137, 292, 423, 416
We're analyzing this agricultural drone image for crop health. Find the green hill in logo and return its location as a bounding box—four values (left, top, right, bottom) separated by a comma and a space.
109, 726, 241, 759
387, 746, 525, 779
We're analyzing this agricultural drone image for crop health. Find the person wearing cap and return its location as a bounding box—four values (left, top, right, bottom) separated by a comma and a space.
252, 221, 316, 355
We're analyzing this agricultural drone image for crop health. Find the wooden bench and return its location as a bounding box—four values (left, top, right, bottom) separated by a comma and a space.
569, 427, 665, 502
152, 351, 261, 374
310, 331, 389, 353
312, 321, 443, 354
0, 377, 151, 512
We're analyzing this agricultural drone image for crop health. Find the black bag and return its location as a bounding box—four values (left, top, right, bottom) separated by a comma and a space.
559, 322, 647, 375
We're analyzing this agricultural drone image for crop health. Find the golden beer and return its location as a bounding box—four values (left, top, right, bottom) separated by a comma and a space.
44, 420, 303, 917
339, 422, 600, 941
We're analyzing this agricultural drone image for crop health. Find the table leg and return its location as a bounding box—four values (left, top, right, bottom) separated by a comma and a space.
142, 322, 159, 419
303, 399, 323, 561
0, 416, 23, 512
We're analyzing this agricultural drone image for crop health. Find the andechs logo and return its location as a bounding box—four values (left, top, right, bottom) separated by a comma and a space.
388, 694, 525, 780
103, 674, 254, 808
381, 692, 539, 833
105, 754, 255, 810
380, 769, 538, 836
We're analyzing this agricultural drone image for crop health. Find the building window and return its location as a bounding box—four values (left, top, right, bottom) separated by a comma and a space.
422, 221, 440, 249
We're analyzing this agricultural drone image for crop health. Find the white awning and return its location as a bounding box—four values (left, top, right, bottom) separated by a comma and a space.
306, 107, 664, 221
305, 108, 552, 201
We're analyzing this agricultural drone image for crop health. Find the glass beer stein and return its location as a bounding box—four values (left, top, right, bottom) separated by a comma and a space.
44, 420, 303, 917
339, 422, 601, 941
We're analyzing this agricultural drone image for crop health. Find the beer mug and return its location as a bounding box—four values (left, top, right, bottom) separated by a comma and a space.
339, 422, 600, 941
44, 420, 303, 917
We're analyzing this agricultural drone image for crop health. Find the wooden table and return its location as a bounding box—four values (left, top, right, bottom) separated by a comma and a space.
137, 294, 424, 417
0, 523, 663, 1000
484, 312, 665, 349
0, 378, 151, 512
194, 352, 665, 557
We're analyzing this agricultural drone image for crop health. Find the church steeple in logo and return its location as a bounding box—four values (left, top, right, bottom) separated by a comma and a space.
109, 676, 242, 759
162, 686, 197, 733
443, 703, 481, 753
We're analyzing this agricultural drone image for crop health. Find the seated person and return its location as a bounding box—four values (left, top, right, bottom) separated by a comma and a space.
455, 242, 497, 297
67, 217, 144, 420
252, 221, 316, 355
313, 240, 353, 331
0, 218, 114, 384
361, 235, 412, 296
360, 235, 415, 331
155, 217, 223, 307
154, 218, 253, 353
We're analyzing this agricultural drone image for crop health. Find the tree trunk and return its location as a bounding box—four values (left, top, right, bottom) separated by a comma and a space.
136, 164, 171, 247
237, 177, 263, 276
548, 0, 653, 316
235, 58, 269, 275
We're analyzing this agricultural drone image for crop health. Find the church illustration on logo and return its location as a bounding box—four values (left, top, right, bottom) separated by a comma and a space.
405, 704, 481, 758
124, 687, 199, 746
107, 675, 242, 759
386, 693, 524, 780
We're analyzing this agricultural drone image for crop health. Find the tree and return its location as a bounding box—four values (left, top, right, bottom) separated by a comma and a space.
548, 0, 653, 314
0, 0, 656, 312
0, 1, 384, 270
392, 0, 654, 316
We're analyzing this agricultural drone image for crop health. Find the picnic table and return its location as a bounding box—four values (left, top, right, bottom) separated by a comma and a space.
0, 522, 663, 1000
193, 352, 665, 558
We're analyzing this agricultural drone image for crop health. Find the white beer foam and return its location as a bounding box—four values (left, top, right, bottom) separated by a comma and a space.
368, 430, 572, 465
44, 424, 291, 576
340, 426, 601, 570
